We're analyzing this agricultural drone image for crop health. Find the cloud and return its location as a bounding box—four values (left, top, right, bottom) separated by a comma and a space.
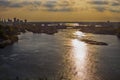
43, 1, 57, 8
88, 0, 108, 12
0, 0, 119, 13
88, 0, 108, 5
93, 6, 106, 12
108, 0, 120, 13
0, 0, 11, 7
42, 0, 74, 12
111, 2, 120, 6
46, 7, 73, 12
0, 0, 74, 12
109, 6, 120, 13
0, 0, 41, 8
87, 0, 120, 13
58, 1, 70, 6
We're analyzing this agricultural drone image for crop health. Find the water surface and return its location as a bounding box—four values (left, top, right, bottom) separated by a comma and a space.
0, 29, 120, 80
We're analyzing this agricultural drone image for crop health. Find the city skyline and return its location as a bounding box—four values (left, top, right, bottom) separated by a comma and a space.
0, 18, 27, 23
0, 0, 120, 22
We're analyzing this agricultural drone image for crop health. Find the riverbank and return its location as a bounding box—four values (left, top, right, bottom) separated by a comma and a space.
116, 28, 120, 38
79, 26, 120, 39
79, 26, 116, 35
25, 25, 58, 35
0, 25, 18, 48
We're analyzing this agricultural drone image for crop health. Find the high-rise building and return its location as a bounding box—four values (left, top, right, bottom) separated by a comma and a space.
8, 18, 12, 23
3, 19, 6, 23
17, 19, 20, 23
24, 19, 27, 23
13, 18, 17, 23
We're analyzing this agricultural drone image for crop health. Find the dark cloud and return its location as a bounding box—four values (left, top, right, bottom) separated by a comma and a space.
87, 0, 108, 12
42, 0, 74, 12
43, 1, 57, 8
94, 6, 106, 12
9, 3, 23, 8
89, 0, 108, 5
0, 0, 11, 7
0, 0, 41, 8
0, 0, 74, 12
111, 2, 120, 6
46, 7, 73, 12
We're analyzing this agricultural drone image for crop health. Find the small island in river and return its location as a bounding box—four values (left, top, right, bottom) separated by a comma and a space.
81, 39, 108, 46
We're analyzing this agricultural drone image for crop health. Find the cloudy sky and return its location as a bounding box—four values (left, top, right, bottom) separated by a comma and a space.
0, 0, 120, 22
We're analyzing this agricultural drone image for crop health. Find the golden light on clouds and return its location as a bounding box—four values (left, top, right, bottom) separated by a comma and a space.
0, 0, 120, 21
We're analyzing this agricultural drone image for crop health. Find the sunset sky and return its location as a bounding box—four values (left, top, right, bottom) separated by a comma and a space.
0, 0, 120, 22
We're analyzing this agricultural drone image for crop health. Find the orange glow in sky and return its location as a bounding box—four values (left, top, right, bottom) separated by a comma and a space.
0, 0, 120, 22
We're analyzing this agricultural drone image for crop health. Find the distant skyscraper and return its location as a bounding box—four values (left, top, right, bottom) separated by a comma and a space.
17, 19, 20, 23
3, 19, 6, 23
24, 19, 27, 23
107, 20, 110, 23
20, 20, 23, 23
13, 18, 17, 23
0, 18, 4, 24
8, 18, 12, 23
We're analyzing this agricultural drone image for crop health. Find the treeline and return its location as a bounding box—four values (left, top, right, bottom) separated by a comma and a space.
79, 25, 120, 36
0, 24, 18, 48
25, 25, 58, 35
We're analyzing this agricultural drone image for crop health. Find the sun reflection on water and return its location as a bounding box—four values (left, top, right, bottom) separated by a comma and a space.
71, 31, 88, 80
58, 30, 95, 80
72, 39, 87, 78
73, 31, 85, 38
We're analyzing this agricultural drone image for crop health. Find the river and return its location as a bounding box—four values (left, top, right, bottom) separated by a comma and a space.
0, 29, 120, 80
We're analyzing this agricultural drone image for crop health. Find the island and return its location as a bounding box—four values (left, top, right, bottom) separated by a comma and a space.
81, 39, 108, 46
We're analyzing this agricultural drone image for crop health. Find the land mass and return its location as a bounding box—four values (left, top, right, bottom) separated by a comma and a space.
0, 25, 18, 48
0, 20, 120, 48
81, 39, 108, 46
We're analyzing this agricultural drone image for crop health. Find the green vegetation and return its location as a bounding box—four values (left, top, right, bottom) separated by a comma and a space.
0, 24, 18, 48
